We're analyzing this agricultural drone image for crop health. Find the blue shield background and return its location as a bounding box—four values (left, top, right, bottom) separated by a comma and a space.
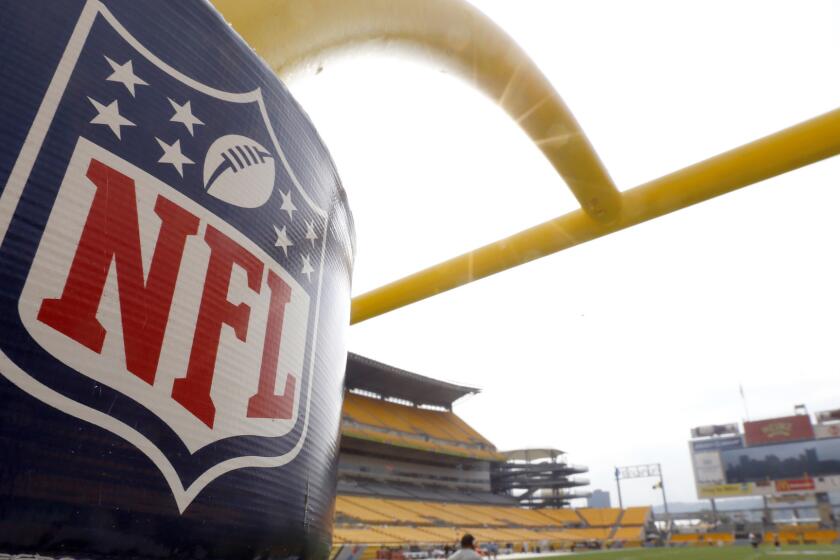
0, 1, 353, 558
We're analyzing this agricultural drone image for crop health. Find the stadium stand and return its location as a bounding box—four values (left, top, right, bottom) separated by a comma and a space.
619, 506, 652, 526
334, 356, 840, 557
341, 376, 502, 461
334, 496, 395, 523
769, 528, 840, 545
333, 354, 653, 553
538, 508, 584, 525
333, 495, 652, 546
611, 526, 645, 544
577, 507, 622, 527
333, 527, 401, 545
669, 533, 734, 546
369, 499, 430, 524
802, 530, 838, 545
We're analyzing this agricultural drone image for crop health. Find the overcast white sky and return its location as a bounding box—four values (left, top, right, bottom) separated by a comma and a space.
288, 1, 840, 507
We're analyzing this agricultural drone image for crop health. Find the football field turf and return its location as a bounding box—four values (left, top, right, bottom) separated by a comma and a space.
539, 546, 840, 560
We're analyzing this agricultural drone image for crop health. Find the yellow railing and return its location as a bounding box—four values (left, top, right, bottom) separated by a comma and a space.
212, 0, 840, 324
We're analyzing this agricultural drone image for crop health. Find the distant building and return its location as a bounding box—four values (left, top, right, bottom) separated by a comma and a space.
588, 489, 611, 508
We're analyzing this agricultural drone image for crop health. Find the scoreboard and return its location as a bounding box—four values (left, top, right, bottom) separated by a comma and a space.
690, 414, 840, 499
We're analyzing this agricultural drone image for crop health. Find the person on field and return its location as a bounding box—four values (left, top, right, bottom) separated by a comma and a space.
448, 534, 481, 560
749, 532, 760, 549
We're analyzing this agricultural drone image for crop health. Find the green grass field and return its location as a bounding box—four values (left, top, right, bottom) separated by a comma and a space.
539, 546, 840, 560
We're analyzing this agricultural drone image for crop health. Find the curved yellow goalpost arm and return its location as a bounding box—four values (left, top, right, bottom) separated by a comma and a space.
351, 106, 840, 324
212, 0, 621, 221
212, 1, 840, 325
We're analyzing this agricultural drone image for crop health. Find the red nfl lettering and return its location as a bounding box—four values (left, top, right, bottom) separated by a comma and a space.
171, 224, 264, 428
247, 269, 296, 420
39, 158, 300, 430
38, 159, 200, 385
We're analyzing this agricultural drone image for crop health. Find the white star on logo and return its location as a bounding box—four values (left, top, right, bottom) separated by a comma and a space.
304, 220, 318, 247
301, 254, 314, 281
273, 225, 294, 257
104, 56, 148, 97
88, 97, 135, 139
280, 190, 297, 220
155, 137, 194, 177
168, 98, 204, 136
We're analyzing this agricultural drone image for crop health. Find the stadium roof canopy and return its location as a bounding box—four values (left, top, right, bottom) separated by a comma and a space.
502, 448, 566, 462
346, 352, 478, 408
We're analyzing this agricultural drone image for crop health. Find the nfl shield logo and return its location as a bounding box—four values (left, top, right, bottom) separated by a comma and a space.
0, 0, 344, 515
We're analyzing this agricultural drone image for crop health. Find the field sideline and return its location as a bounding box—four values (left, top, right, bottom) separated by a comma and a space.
533, 546, 840, 560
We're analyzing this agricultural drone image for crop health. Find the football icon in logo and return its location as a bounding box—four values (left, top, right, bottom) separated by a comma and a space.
203, 134, 275, 208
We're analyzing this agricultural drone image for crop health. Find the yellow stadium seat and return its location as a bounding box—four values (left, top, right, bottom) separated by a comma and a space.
578, 508, 621, 527
538, 508, 584, 526
619, 506, 651, 526
335, 496, 395, 523
802, 530, 825, 544
334, 496, 656, 548
611, 526, 644, 542
374, 526, 452, 544
341, 393, 503, 461
670, 534, 700, 543
705, 533, 734, 543
333, 527, 401, 544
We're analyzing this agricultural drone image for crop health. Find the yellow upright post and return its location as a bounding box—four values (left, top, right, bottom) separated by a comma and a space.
351, 106, 840, 323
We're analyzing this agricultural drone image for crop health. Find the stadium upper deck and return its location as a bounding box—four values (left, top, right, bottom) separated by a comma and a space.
342, 393, 502, 461
340, 353, 504, 462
